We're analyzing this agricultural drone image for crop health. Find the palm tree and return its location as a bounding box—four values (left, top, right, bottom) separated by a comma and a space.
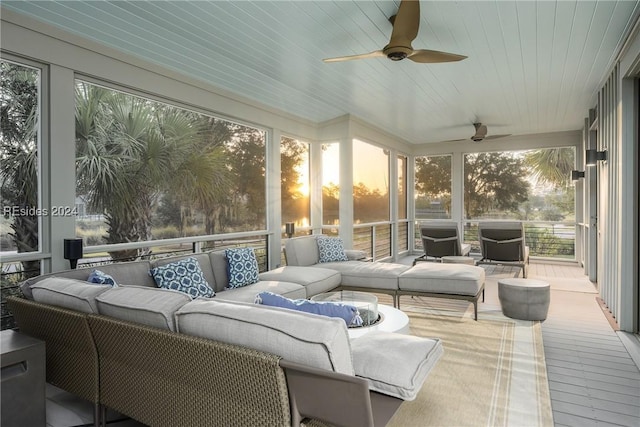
0, 60, 40, 273
525, 148, 575, 187
75, 83, 231, 260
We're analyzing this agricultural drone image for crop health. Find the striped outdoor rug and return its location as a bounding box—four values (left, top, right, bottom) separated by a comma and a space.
388, 306, 553, 427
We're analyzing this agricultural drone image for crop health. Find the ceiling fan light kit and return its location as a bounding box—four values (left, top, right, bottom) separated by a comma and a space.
323, 0, 466, 64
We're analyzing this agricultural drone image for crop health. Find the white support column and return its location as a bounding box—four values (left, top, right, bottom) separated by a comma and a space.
339, 137, 354, 248
310, 141, 323, 234
48, 65, 77, 272
407, 154, 416, 253
618, 77, 638, 331
267, 129, 282, 269
388, 149, 398, 261
451, 151, 464, 233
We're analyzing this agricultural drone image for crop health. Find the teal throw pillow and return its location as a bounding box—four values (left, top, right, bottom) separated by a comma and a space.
150, 257, 215, 298
316, 236, 349, 263
225, 248, 259, 288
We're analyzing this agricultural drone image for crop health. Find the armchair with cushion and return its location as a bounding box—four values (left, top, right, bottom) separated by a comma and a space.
414, 222, 471, 264
477, 221, 530, 277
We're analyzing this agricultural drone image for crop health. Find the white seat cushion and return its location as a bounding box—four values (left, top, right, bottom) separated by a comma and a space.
399, 263, 485, 296
175, 299, 354, 375
30, 277, 111, 313
95, 285, 191, 331
351, 331, 443, 400
317, 261, 410, 291
258, 266, 341, 297
215, 280, 307, 303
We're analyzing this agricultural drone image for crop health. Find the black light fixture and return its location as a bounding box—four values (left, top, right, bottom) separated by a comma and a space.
585, 149, 607, 166
63, 238, 83, 269
285, 222, 295, 238
571, 170, 585, 181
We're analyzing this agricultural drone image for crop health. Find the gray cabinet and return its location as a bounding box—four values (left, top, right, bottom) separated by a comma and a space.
1, 330, 46, 427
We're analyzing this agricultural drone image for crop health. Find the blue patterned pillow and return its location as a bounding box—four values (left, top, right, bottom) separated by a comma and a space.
150, 257, 215, 298
316, 236, 349, 263
87, 269, 117, 287
225, 248, 260, 288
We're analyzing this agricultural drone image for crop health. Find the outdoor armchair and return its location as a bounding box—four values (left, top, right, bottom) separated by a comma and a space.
414, 222, 471, 264
477, 221, 530, 277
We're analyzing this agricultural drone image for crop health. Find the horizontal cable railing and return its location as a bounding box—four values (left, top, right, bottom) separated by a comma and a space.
414, 220, 576, 260
0, 232, 271, 330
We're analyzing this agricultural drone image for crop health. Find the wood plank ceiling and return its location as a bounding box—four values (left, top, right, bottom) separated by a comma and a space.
3, 1, 639, 144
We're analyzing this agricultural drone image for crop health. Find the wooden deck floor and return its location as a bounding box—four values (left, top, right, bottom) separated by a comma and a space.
45, 259, 640, 427
472, 260, 640, 426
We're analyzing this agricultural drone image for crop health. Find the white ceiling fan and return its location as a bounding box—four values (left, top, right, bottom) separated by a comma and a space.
323, 0, 467, 64
444, 123, 512, 143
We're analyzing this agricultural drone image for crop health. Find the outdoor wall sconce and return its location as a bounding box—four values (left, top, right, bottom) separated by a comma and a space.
571, 170, 585, 181
285, 222, 295, 238
585, 149, 607, 166
63, 238, 83, 269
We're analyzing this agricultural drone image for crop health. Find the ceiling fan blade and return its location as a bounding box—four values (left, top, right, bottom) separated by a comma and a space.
323, 50, 385, 63
388, 0, 420, 47
484, 134, 512, 140
408, 49, 467, 63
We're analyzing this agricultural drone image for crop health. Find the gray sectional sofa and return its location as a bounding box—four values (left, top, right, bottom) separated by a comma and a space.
9, 241, 453, 427
283, 235, 486, 319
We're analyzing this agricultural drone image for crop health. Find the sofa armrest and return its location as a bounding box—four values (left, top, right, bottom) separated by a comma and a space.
280, 359, 402, 427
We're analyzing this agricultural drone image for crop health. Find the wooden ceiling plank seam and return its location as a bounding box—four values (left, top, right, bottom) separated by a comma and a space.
550, 0, 580, 137
575, 1, 639, 110
493, 0, 527, 130
123, 1, 346, 120
556, 1, 599, 126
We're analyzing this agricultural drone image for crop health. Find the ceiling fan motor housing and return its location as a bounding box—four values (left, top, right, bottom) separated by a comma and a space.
383, 45, 412, 61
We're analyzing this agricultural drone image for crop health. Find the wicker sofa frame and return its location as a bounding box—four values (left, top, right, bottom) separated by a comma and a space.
7, 296, 403, 427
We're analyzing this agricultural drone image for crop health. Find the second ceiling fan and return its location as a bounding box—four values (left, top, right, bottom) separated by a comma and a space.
323, 0, 467, 63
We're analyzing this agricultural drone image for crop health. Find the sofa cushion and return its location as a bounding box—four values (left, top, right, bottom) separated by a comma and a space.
30, 277, 111, 313
316, 261, 411, 291
87, 269, 117, 286
255, 291, 362, 326
225, 248, 259, 288
258, 266, 341, 297
316, 236, 349, 263
93, 260, 157, 287
398, 263, 485, 296
283, 236, 320, 266
350, 331, 443, 400
150, 257, 215, 298
214, 280, 306, 303
95, 285, 191, 331
176, 299, 354, 375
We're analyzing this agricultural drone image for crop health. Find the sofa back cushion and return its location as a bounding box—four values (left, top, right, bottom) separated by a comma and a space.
95, 286, 191, 331
19, 260, 155, 299
175, 299, 354, 375
30, 277, 112, 313
209, 251, 231, 291
92, 261, 156, 287
283, 236, 320, 266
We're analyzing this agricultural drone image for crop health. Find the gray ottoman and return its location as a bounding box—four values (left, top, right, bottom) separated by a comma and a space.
498, 278, 550, 321
398, 263, 485, 320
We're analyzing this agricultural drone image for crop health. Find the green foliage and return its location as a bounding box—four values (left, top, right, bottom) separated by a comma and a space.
0, 61, 40, 272
464, 152, 530, 219
525, 148, 575, 188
